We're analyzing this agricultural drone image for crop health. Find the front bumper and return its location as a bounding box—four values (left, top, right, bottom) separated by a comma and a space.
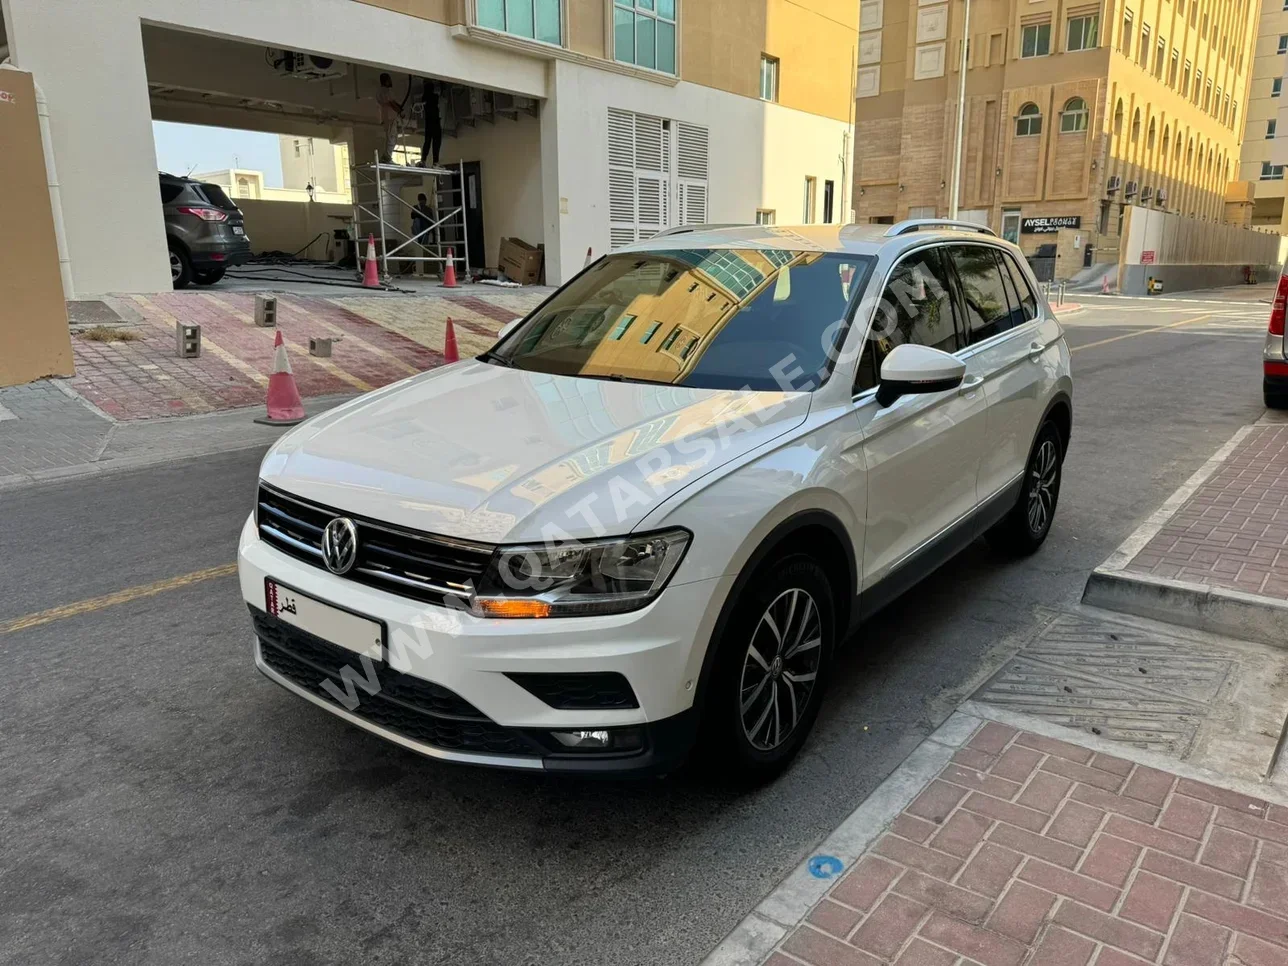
239, 516, 726, 774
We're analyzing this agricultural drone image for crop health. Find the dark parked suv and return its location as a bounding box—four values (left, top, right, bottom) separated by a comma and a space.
159, 173, 252, 289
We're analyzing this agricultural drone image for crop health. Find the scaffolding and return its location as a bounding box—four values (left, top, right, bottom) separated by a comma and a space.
350, 153, 470, 280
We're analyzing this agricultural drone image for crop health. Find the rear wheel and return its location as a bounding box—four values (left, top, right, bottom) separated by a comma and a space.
169, 244, 192, 290
986, 421, 1063, 556
703, 555, 834, 783
193, 267, 226, 286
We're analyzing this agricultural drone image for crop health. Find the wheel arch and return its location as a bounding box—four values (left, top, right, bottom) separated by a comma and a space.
1040, 391, 1073, 457
692, 508, 857, 717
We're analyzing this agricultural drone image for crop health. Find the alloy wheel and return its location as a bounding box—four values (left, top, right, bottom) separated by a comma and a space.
169, 251, 182, 282
739, 588, 822, 752
1027, 439, 1059, 535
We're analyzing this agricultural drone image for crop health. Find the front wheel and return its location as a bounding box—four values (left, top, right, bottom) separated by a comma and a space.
703, 555, 834, 783
169, 244, 192, 290
986, 421, 1063, 556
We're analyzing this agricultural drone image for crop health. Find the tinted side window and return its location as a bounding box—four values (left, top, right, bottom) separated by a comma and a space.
949, 246, 1016, 343
855, 247, 961, 392
159, 181, 185, 204
1001, 252, 1039, 321
994, 251, 1028, 331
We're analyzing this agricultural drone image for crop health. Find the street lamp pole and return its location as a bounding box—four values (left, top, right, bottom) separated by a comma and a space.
949, 0, 971, 219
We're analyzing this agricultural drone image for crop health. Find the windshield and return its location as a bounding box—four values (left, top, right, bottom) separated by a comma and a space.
491, 249, 874, 391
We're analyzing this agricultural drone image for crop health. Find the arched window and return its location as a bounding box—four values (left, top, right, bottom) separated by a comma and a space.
1114, 99, 1124, 135
1147, 117, 1156, 149
1187, 138, 1194, 164
1162, 126, 1171, 157
1132, 108, 1142, 141
1015, 102, 1043, 137
1061, 97, 1089, 133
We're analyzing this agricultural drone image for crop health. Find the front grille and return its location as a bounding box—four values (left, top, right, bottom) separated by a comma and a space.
506, 672, 640, 710
256, 484, 495, 606
253, 610, 540, 758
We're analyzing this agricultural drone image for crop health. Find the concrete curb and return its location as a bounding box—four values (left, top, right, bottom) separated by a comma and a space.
698, 699, 1288, 966
1078, 421, 1288, 647
697, 710, 983, 966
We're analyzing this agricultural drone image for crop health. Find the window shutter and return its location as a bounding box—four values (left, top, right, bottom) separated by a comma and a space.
676, 121, 709, 225
608, 108, 639, 249
607, 110, 707, 245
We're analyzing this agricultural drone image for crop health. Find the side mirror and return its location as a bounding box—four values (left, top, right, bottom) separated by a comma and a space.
876, 344, 967, 407
496, 317, 523, 343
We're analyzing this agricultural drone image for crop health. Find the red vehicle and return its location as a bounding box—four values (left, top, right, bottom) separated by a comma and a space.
1266, 273, 1288, 409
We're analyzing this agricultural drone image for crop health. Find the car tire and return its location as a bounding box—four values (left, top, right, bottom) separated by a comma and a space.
702, 554, 834, 784
169, 244, 193, 290
1266, 390, 1288, 410
193, 267, 226, 286
986, 420, 1064, 556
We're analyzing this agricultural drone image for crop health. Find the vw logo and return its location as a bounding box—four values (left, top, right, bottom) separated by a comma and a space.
321, 517, 359, 575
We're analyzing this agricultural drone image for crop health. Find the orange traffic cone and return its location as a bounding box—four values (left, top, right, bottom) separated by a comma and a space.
254, 330, 306, 426
584, 246, 593, 269
441, 247, 458, 288
362, 234, 381, 289
443, 317, 460, 363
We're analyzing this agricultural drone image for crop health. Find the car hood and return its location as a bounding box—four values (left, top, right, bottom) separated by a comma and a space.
260, 361, 810, 543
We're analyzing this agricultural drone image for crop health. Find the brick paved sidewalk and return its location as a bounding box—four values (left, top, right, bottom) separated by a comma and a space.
1122, 423, 1288, 601
760, 721, 1288, 966
65, 288, 546, 420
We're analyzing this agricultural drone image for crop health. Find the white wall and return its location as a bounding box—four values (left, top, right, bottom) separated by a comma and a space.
1, 0, 547, 295
438, 112, 544, 272
760, 102, 850, 227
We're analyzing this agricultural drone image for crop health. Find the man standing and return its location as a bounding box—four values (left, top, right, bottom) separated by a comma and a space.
377, 73, 403, 163
420, 78, 442, 169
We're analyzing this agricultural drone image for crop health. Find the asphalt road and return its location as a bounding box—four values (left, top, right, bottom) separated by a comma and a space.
0, 295, 1273, 966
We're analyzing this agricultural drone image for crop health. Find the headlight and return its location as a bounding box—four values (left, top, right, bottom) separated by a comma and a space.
471, 529, 691, 618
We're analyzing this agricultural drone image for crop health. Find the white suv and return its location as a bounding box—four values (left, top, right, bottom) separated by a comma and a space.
238, 221, 1072, 781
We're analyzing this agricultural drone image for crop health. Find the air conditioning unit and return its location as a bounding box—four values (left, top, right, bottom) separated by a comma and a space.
271, 50, 346, 82
1140, 185, 1154, 203
1106, 175, 1122, 193
1156, 188, 1169, 204
1125, 180, 1139, 197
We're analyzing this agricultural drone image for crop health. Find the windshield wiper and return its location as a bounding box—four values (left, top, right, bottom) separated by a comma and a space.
478, 350, 515, 368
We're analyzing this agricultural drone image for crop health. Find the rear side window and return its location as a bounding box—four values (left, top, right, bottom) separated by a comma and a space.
1001, 252, 1039, 322
159, 181, 184, 204
855, 247, 961, 393
948, 246, 1017, 344
195, 183, 239, 211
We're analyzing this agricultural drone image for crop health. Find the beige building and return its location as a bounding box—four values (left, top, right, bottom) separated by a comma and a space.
1239, 0, 1288, 230
279, 135, 351, 197
854, 0, 1257, 270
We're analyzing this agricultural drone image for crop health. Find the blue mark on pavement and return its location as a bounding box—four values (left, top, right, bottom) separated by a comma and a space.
808, 855, 844, 879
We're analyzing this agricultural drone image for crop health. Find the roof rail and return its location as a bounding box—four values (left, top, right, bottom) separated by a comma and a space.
651, 223, 753, 237
884, 219, 997, 238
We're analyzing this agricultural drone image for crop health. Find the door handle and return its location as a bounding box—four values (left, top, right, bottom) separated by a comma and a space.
958, 375, 984, 396
1029, 340, 1045, 362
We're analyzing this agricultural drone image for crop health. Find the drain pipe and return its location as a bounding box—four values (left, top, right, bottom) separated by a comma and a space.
1, 60, 75, 299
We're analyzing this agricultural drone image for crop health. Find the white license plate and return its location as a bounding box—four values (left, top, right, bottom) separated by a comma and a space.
266, 579, 383, 661
232, 226, 245, 236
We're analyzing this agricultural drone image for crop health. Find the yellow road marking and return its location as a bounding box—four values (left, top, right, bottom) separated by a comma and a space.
0, 563, 237, 636
1070, 313, 1215, 353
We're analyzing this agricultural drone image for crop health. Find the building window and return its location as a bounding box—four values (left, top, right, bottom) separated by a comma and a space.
823, 180, 835, 223
1275, 77, 1284, 98
1056, 98, 1087, 134
760, 55, 779, 102
1113, 98, 1124, 135
755, 209, 776, 225
1060, 97, 1089, 133
1155, 38, 1165, 77
1021, 22, 1051, 57
609, 314, 636, 340
1203, 80, 1211, 112
293, 140, 301, 158
1270, 120, 1279, 140
1183, 61, 1191, 97
1193, 69, 1202, 104
1280, 35, 1288, 55
478, 0, 562, 44
1120, 12, 1132, 54
1068, 14, 1098, 52
1146, 117, 1156, 149
614, 0, 676, 73
1015, 102, 1043, 136
803, 176, 817, 223
1131, 108, 1141, 141
1169, 50, 1179, 87
1262, 162, 1285, 181
640, 321, 662, 344
1139, 25, 1150, 67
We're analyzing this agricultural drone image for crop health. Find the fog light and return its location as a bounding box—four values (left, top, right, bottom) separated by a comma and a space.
549, 727, 644, 752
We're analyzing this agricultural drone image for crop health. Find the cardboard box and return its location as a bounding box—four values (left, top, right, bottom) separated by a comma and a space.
499, 237, 544, 285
